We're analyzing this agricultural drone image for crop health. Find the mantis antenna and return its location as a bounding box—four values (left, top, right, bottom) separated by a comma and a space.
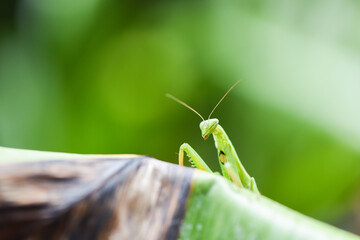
166, 94, 205, 121
207, 80, 241, 119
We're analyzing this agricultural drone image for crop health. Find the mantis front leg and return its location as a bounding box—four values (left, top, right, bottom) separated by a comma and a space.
179, 143, 245, 188
179, 143, 213, 173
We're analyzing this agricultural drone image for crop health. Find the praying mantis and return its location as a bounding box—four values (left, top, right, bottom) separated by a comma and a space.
167, 81, 259, 194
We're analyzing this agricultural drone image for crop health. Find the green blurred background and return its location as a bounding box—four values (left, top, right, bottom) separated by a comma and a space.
1, 0, 360, 234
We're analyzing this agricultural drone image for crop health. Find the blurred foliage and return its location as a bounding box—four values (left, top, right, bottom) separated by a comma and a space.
1, 0, 360, 233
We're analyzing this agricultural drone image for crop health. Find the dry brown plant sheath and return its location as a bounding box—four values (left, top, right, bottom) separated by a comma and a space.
0, 156, 193, 240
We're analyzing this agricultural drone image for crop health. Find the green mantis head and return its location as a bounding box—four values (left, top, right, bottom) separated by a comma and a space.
200, 119, 219, 140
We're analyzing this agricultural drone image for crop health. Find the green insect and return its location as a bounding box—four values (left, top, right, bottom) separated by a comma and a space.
167, 81, 259, 193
